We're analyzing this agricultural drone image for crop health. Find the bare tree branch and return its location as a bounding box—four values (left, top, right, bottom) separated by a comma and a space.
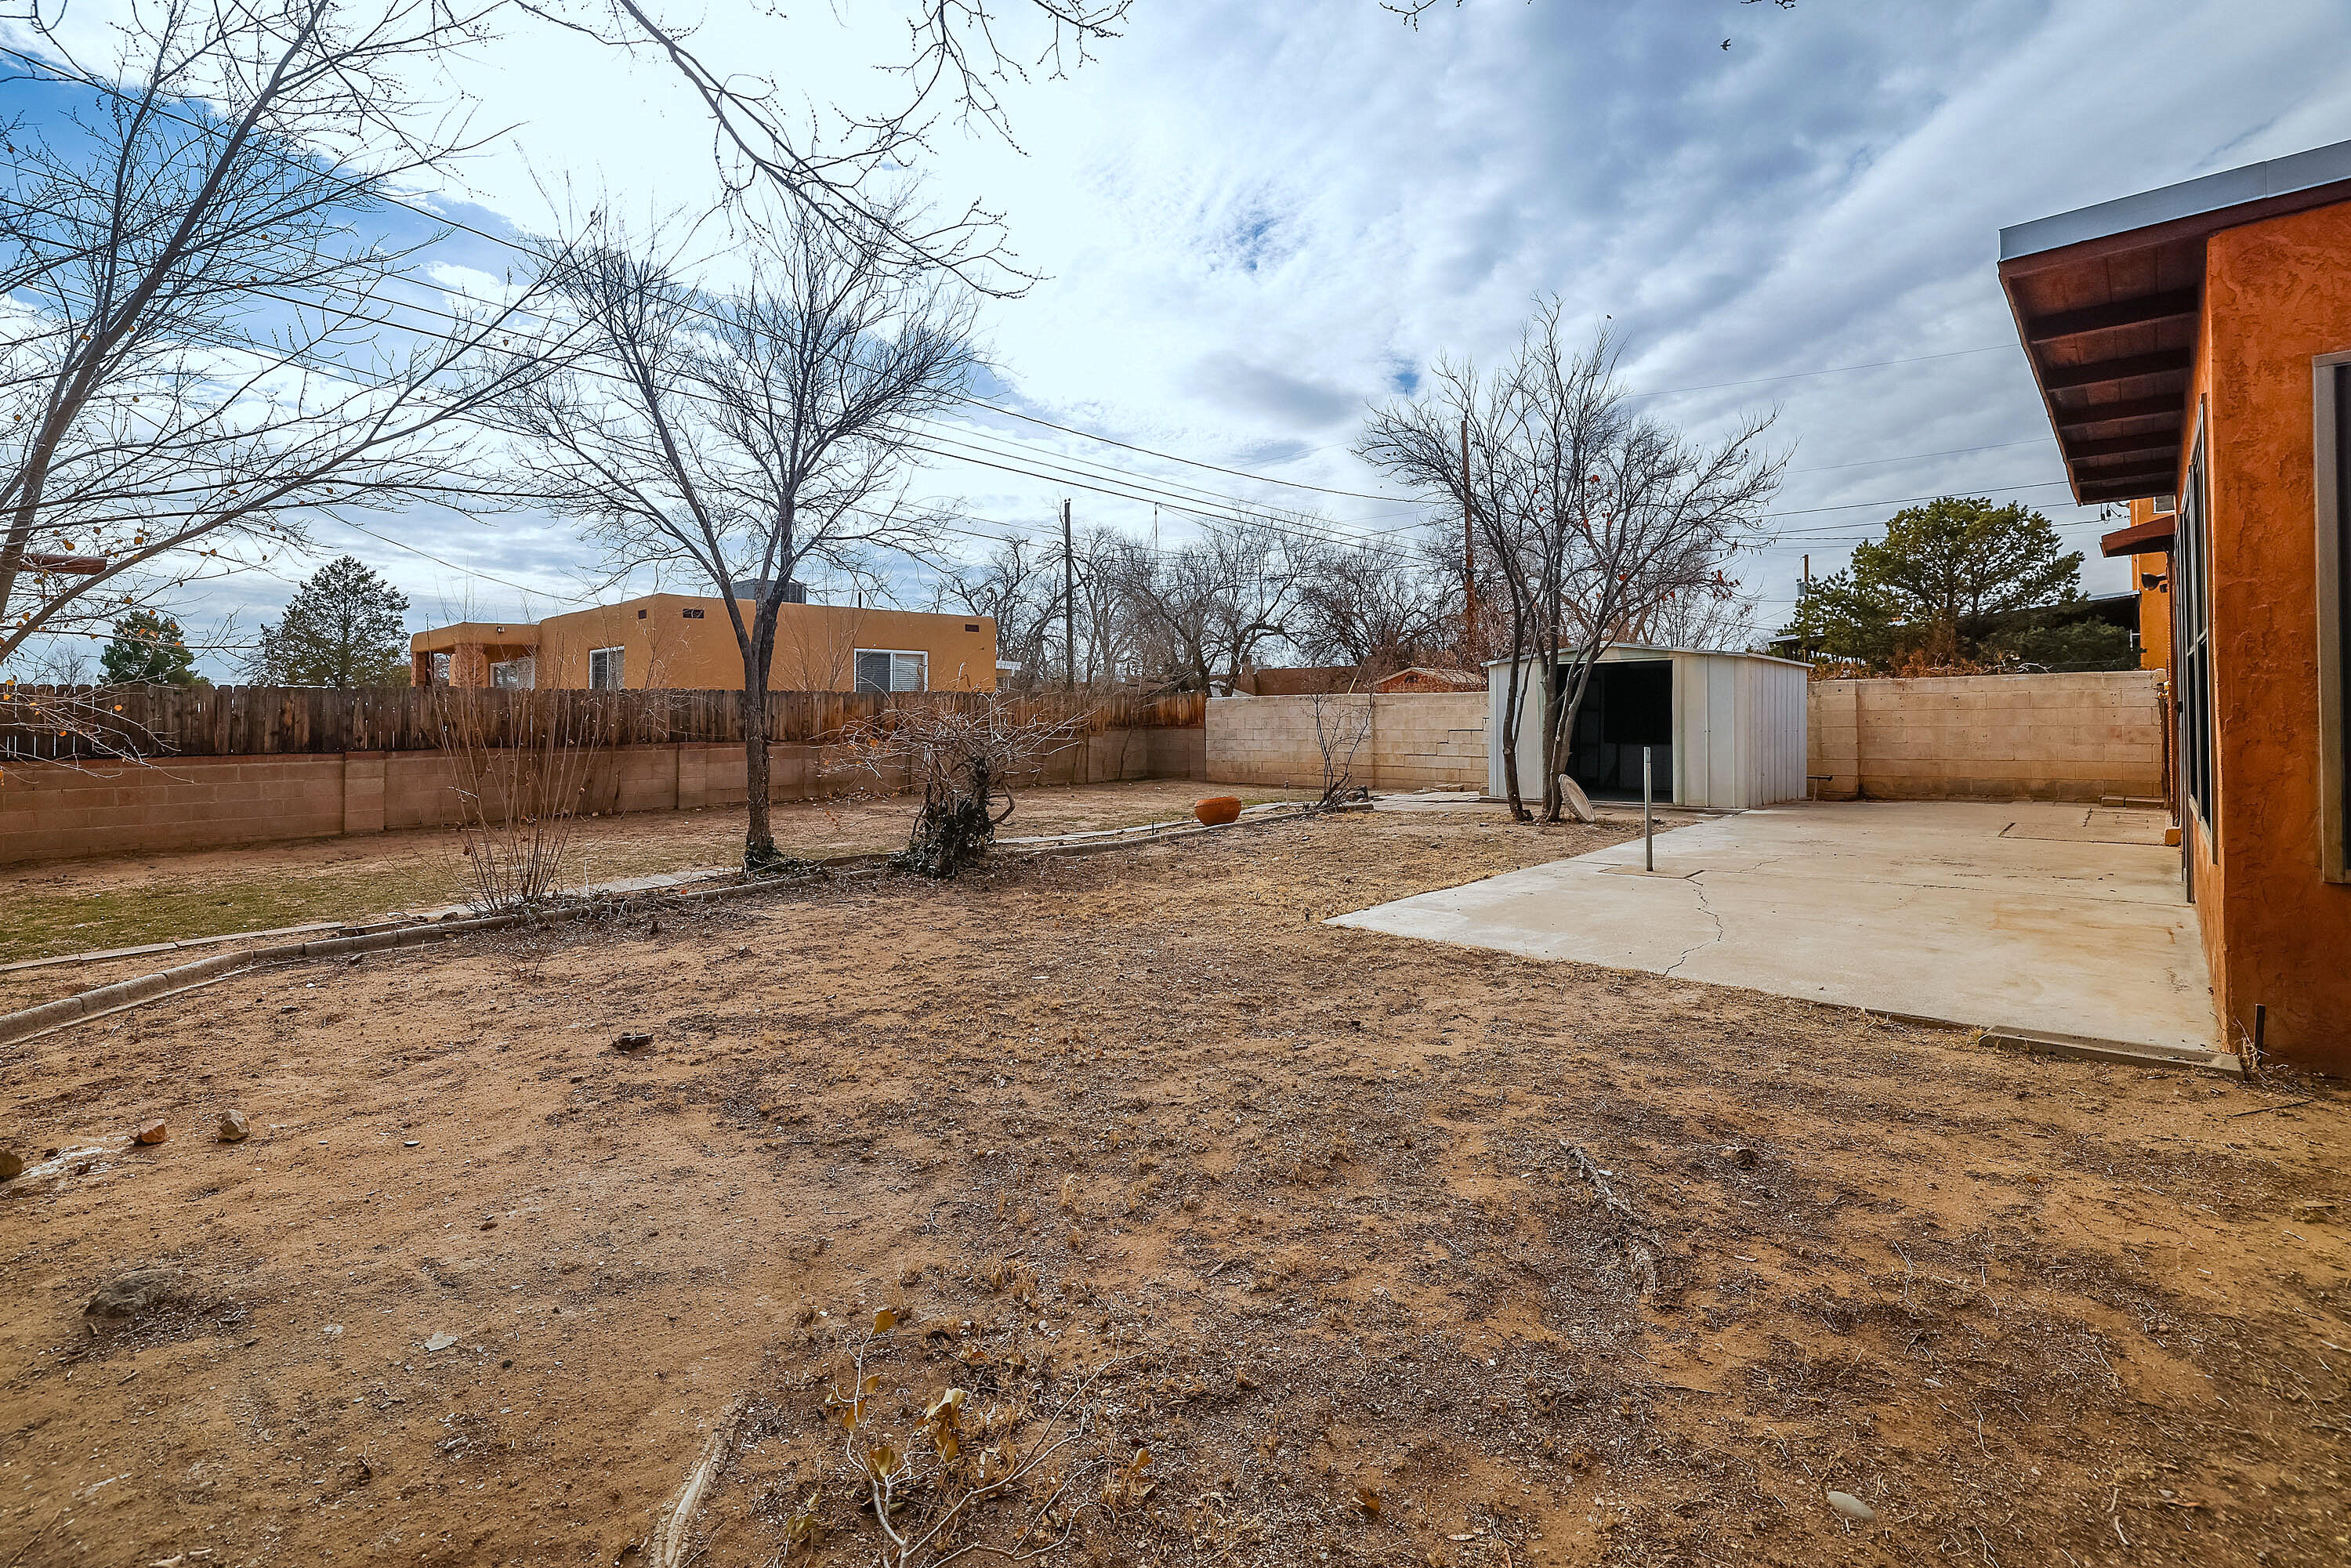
1098, 520, 1311, 695
521, 0, 1132, 296
484, 196, 979, 870
0, 0, 564, 675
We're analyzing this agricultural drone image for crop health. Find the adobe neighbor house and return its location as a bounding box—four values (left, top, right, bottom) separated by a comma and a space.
411, 591, 998, 694
1999, 137, 2351, 1072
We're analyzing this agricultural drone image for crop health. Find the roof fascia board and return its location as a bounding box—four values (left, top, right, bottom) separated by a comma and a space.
2000, 139, 2351, 264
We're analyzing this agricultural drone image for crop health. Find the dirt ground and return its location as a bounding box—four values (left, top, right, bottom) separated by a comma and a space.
0, 780, 1323, 969
2, 799, 2346, 1568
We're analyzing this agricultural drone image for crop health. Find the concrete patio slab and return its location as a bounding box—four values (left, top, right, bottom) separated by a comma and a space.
1329, 800, 2217, 1055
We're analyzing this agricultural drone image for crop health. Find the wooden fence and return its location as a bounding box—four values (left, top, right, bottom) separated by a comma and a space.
0, 684, 1208, 760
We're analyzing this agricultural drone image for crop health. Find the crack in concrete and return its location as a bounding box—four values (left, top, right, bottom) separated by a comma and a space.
1662, 875, 1726, 977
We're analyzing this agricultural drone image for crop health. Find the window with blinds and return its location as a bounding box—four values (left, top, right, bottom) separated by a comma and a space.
589, 646, 625, 690
854, 650, 928, 693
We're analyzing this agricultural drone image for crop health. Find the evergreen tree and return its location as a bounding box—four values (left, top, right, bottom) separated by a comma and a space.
99, 610, 201, 686
245, 556, 411, 688
1780, 496, 2084, 668
1982, 615, 2138, 672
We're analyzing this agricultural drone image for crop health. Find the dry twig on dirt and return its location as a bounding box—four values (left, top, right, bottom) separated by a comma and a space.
811, 1310, 1125, 1568
650, 1396, 749, 1568
1567, 1141, 1667, 1298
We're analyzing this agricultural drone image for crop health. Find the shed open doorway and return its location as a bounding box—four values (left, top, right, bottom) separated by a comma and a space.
1484, 644, 1809, 809
1566, 658, 1673, 799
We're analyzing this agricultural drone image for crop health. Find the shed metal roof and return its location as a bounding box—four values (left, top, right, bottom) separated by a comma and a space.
1482, 643, 1809, 672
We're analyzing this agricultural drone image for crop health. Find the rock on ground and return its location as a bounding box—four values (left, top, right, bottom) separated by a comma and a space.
84, 1268, 188, 1320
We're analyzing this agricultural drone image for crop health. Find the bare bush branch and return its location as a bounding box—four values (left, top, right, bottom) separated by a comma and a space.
829, 694, 1087, 877
1307, 690, 1373, 809
431, 688, 613, 911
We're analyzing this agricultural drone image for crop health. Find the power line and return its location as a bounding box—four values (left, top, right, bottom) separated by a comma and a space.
13, 259, 1419, 575
12, 46, 2148, 627
17, 256, 2107, 585
67, 251, 1432, 560
2, 45, 2070, 543
0, 43, 1435, 515
1784, 436, 2049, 475
1762, 480, 2075, 529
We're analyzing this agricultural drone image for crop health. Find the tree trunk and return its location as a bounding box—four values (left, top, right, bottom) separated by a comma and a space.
1495, 621, 1530, 820
741, 603, 782, 872
1542, 657, 1585, 825
1543, 640, 1604, 827
1538, 661, 1567, 824
742, 671, 775, 869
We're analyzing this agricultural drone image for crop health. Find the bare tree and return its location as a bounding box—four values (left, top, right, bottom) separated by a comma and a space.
1409, 527, 1509, 672
1101, 521, 1310, 694
1361, 309, 1781, 821
1292, 540, 1451, 676
0, 0, 559, 700
1358, 340, 1570, 818
1068, 525, 1133, 685
487, 201, 977, 871
946, 523, 1130, 690
947, 535, 1053, 690
1625, 581, 1760, 652
1541, 407, 1781, 814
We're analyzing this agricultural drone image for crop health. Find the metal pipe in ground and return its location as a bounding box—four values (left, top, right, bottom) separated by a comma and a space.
1643, 745, 1654, 871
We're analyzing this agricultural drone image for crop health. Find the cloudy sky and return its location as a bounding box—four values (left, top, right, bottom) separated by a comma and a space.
17, 0, 2351, 674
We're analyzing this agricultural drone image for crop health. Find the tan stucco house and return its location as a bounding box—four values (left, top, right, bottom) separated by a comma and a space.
411, 592, 998, 693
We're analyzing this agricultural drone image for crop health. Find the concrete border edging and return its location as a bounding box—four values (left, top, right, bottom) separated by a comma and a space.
0, 802, 1351, 1049
1976, 1024, 2245, 1080
1865, 1009, 2244, 1080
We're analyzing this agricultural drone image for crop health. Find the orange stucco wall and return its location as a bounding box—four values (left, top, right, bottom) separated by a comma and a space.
2123, 498, 2174, 672
527, 596, 998, 693
2184, 202, 2351, 1071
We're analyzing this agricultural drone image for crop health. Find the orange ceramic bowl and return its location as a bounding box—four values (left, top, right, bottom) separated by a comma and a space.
1194, 795, 1243, 826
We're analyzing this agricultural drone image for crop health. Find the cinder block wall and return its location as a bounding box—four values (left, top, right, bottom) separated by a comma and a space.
0, 755, 350, 864
0, 724, 1206, 867
1204, 693, 1487, 790
1807, 671, 2164, 802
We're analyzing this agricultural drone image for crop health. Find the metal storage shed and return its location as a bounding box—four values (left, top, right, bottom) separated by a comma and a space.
1484, 644, 1809, 810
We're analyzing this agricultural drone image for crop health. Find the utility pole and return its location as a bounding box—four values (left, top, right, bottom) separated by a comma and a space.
1061, 498, 1076, 690
1461, 414, 1478, 664
1801, 554, 1812, 660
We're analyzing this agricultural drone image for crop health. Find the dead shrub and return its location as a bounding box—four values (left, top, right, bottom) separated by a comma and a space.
828, 696, 1088, 878
433, 689, 612, 911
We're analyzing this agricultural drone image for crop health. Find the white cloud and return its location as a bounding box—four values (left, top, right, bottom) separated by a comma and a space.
22, 0, 2349, 669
